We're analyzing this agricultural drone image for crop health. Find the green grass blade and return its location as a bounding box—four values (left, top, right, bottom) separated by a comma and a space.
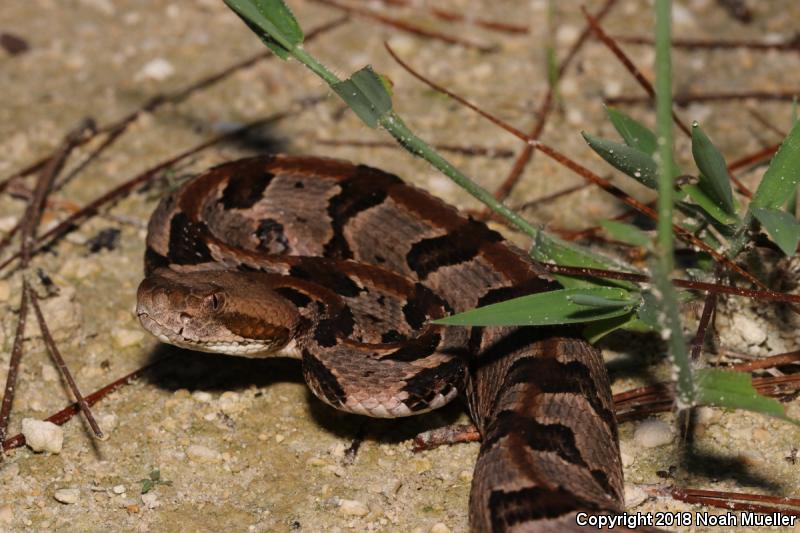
750, 120, 800, 211
605, 106, 657, 154
691, 122, 736, 215
599, 220, 651, 247
752, 207, 800, 255
582, 132, 658, 189
434, 287, 638, 327
680, 184, 738, 225
332, 66, 393, 128
224, 0, 303, 59
695, 368, 795, 422
530, 232, 640, 290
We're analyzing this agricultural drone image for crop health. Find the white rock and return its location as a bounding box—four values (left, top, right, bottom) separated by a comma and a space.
186, 444, 220, 463
100, 413, 118, 433
430, 523, 452, 533
21, 418, 63, 453
338, 499, 369, 517
624, 484, 647, 508
141, 492, 159, 509
111, 328, 145, 349
192, 391, 213, 403
112, 485, 126, 495
137, 58, 175, 81
54, 488, 80, 504
732, 314, 767, 346
633, 419, 673, 448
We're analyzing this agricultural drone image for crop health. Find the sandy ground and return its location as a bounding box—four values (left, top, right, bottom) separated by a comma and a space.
3, 0, 800, 531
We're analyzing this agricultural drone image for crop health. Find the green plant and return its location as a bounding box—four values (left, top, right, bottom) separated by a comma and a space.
223, 0, 800, 422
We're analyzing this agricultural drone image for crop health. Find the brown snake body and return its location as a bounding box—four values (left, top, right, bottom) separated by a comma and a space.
137, 155, 624, 531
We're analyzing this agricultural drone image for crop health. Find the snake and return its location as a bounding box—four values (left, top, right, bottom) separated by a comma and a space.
136, 154, 625, 531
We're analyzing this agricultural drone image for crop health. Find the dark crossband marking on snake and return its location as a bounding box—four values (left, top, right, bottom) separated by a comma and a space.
136, 154, 625, 531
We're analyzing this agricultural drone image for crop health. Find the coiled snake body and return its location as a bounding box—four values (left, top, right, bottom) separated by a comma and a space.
137, 155, 624, 531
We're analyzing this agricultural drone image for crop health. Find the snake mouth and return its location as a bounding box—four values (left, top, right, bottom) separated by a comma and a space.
137, 311, 289, 358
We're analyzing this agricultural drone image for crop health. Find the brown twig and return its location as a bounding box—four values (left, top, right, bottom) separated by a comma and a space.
582, 7, 691, 138
0, 121, 95, 454
375, 0, 528, 35
689, 266, 722, 360
28, 289, 104, 438
490, 0, 618, 204
671, 487, 800, 515
612, 34, 800, 52
2, 356, 171, 452
608, 89, 800, 106
312, 137, 515, 159
311, 0, 496, 52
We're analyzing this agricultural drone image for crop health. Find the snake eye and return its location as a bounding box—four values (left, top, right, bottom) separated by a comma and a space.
208, 291, 225, 312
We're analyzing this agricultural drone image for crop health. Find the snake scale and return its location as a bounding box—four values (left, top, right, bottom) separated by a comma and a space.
136, 154, 625, 531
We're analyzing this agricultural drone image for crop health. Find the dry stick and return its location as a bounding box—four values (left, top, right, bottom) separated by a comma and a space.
0, 16, 349, 196
671, 488, 800, 515
311, 0, 495, 52
0, 111, 301, 274
385, 43, 770, 290
538, 263, 800, 304
689, 266, 722, 360
612, 34, 800, 52
28, 290, 103, 438
728, 142, 781, 172
608, 89, 800, 106
582, 7, 691, 138
312, 137, 515, 159
2, 356, 172, 452
375, 0, 528, 34
489, 0, 618, 205
727, 351, 800, 372
0, 120, 95, 454
0, 281, 30, 453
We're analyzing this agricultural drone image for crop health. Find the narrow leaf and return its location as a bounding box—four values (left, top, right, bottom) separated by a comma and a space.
224, 0, 303, 59
582, 132, 658, 189
680, 184, 738, 226
434, 287, 637, 327
695, 369, 793, 422
531, 232, 640, 290
599, 219, 651, 247
752, 207, 800, 255
332, 66, 393, 128
691, 123, 736, 215
605, 107, 657, 154
750, 119, 800, 211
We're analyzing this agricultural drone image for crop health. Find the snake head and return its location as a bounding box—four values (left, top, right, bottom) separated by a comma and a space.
136, 268, 299, 357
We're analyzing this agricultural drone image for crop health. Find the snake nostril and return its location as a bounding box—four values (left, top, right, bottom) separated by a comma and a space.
179, 312, 192, 324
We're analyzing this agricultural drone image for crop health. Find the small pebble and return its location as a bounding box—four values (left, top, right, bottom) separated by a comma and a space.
111, 328, 145, 349
732, 315, 767, 346
633, 419, 673, 448
430, 523, 451, 533
624, 484, 648, 508
21, 418, 63, 453
186, 444, 220, 463
274, 434, 285, 443
0, 504, 13, 524
141, 492, 159, 509
54, 488, 80, 504
338, 499, 369, 517
112, 485, 126, 495
100, 413, 118, 433
137, 58, 175, 81
192, 391, 213, 403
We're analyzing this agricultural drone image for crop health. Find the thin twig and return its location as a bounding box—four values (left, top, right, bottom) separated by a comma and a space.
582, 7, 691, 137
0, 281, 30, 453
612, 34, 800, 52
312, 137, 515, 159
311, 0, 496, 52
2, 356, 171, 452
376, 0, 528, 34
490, 0, 618, 204
28, 289, 104, 438
608, 89, 800, 106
